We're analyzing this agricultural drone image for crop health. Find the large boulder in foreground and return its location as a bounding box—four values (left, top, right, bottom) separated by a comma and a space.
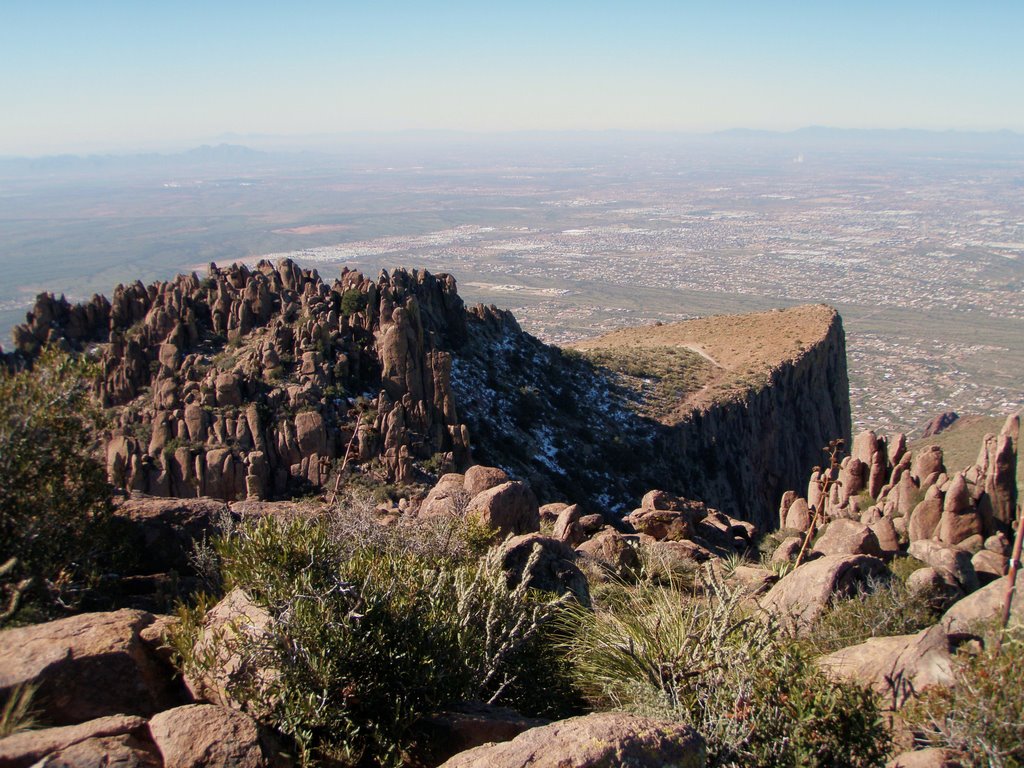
760, 554, 889, 630
148, 704, 279, 768
437, 712, 705, 768
818, 625, 965, 708
0, 610, 180, 725
0, 715, 149, 768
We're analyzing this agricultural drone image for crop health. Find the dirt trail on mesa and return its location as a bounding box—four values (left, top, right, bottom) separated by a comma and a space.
678, 343, 725, 369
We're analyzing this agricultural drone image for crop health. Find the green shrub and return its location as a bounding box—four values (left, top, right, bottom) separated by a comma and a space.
804, 573, 940, 656
172, 512, 578, 766
558, 572, 890, 767
0, 348, 116, 623
340, 289, 367, 318
905, 624, 1024, 768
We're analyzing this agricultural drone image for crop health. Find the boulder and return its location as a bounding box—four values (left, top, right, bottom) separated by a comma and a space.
760, 554, 889, 630
908, 498, 943, 542
943, 569, 1024, 634
771, 536, 803, 564
463, 465, 510, 498
783, 498, 812, 531
114, 495, 232, 574
183, 588, 276, 713
971, 549, 1007, 583
812, 519, 883, 557
148, 704, 277, 768
437, 712, 705, 768
869, 517, 901, 557
31, 734, 160, 768
0, 610, 179, 725
728, 565, 777, 595
626, 497, 708, 541
419, 473, 468, 518
0, 715, 148, 768
538, 503, 568, 524
819, 625, 962, 708
575, 530, 641, 581
937, 473, 982, 546
552, 504, 585, 548
906, 567, 963, 608
498, 535, 590, 605
467, 482, 540, 538
887, 748, 962, 768
413, 702, 548, 767
908, 541, 979, 593
911, 446, 945, 486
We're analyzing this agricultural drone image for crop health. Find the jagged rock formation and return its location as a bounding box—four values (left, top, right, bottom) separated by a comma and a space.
6, 263, 849, 529
7, 260, 471, 501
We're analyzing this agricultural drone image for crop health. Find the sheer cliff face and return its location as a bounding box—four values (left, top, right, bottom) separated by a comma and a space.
657, 311, 852, 530
6, 264, 850, 529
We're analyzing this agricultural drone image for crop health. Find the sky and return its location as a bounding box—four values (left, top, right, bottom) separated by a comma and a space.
1, 0, 1022, 155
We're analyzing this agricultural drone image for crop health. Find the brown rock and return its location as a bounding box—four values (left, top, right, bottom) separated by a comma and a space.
575, 530, 641, 580
869, 516, 901, 557
971, 549, 1007, 583
819, 625, 961, 708
293, 411, 326, 457
148, 704, 276, 768
0, 716, 148, 768
0, 610, 179, 726
908, 540, 979, 593
467, 481, 540, 538
437, 712, 705, 768
943, 569, 1024, 633
419, 473, 468, 518
783, 498, 812, 531
463, 465, 510, 498
937, 473, 982, 546
640, 489, 693, 513
498, 534, 589, 605
114, 495, 232, 574
912, 446, 945, 487
552, 504, 585, 548
771, 535, 803, 564
414, 702, 548, 767
183, 588, 276, 713
32, 734, 160, 768
908, 498, 943, 542
538, 503, 568, 524
812, 519, 883, 558
887, 748, 962, 768
760, 554, 889, 630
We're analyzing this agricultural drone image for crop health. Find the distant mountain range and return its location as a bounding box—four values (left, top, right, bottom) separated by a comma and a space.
2, 127, 1023, 168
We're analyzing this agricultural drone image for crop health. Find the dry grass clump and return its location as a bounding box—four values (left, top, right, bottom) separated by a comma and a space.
905, 623, 1024, 767
558, 570, 890, 767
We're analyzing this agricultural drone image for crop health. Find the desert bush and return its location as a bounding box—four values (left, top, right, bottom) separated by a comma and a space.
905, 624, 1024, 768
559, 571, 890, 767
804, 573, 940, 656
0, 347, 116, 623
0, 684, 38, 738
172, 512, 578, 766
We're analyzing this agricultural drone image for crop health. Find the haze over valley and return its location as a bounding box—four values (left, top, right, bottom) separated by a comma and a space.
1, 133, 1021, 435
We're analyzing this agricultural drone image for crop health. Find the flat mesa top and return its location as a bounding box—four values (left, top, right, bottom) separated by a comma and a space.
568, 304, 838, 421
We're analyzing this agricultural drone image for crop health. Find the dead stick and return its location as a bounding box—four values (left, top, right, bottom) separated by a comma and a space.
327, 427, 360, 506
995, 502, 1024, 656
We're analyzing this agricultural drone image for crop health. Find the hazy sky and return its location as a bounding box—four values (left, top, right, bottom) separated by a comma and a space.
1, 1, 1022, 155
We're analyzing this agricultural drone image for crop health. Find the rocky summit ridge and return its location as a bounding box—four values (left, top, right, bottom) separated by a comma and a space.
3, 259, 849, 529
